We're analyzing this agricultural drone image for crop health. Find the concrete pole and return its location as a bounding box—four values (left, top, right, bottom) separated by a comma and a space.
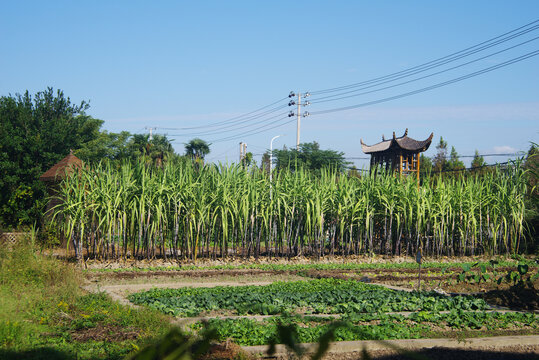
239, 142, 244, 163
270, 135, 283, 200
296, 93, 301, 150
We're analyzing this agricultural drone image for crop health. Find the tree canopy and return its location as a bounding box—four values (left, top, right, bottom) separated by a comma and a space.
471, 150, 487, 169
0, 88, 178, 228
0, 88, 102, 227
185, 138, 210, 160
448, 146, 465, 172
273, 142, 348, 172
433, 136, 448, 173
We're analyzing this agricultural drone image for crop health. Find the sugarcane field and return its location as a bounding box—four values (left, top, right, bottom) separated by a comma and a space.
2, 5, 539, 359
2, 152, 538, 359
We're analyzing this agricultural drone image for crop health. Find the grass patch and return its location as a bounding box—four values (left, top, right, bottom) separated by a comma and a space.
0, 240, 172, 359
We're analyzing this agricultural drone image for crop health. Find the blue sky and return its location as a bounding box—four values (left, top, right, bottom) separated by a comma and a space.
1, 1, 538, 168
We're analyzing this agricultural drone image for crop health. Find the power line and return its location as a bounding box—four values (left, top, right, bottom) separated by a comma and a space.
202, 144, 239, 161
162, 111, 289, 138
163, 20, 539, 147
309, 36, 539, 105
209, 116, 295, 143
158, 96, 288, 131
458, 152, 526, 158
438, 161, 511, 173
308, 19, 539, 96
310, 49, 539, 116
345, 153, 525, 160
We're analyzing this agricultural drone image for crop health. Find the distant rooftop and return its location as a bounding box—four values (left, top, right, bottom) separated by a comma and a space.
39, 150, 83, 182
361, 129, 433, 154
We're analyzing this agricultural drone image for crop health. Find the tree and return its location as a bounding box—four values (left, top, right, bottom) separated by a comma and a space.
273, 142, 348, 172
0, 88, 102, 228
348, 165, 361, 178
448, 146, 465, 172
471, 150, 486, 169
260, 151, 271, 175
419, 154, 433, 177
185, 138, 210, 161
126, 134, 175, 166
146, 134, 175, 167
433, 137, 448, 173
75, 130, 132, 163
243, 152, 253, 168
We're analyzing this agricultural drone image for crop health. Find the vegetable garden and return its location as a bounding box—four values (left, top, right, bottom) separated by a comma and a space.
53, 159, 530, 261
126, 278, 539, 346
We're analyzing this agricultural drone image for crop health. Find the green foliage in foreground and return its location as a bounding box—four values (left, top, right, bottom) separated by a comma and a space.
128, 279, 488, 317
194, 311, 539, 346
0, 240, 171, 359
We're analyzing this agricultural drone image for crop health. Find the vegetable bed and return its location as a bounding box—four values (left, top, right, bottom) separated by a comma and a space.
128, 278, 539, 346
193, 311, 539, 346
128, 279, 488, 317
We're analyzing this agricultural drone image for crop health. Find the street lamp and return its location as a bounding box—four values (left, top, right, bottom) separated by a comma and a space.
270, 135, 284, 199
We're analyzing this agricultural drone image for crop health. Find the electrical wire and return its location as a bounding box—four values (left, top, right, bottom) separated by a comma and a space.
158, 96, 288, 131
310, 49, 539, 116
458, 153, 526, 158
308, 19, 539, 95
345, 153, 524, 160
209, 116, 296, 143
160, 20, 539, 147
160, 111, 289, 138
309, 36, 539, 104
204, 143, 240, 161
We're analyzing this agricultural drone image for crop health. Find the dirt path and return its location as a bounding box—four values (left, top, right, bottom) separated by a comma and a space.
253, 337, 539, 359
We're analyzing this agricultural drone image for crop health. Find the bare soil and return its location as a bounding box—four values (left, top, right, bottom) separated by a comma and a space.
202, 342, 251, 360
69, 324, 140, 342
86, 269, 305, 286
483, 286, 539, 311
80, 255, 523, 270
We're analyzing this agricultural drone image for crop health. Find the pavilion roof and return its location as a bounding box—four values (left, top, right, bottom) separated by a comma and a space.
360, 129, 434, 154
39, 151, 83, 182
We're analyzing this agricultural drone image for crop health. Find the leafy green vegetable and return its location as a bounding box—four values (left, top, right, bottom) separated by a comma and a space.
129, 279, 488, 317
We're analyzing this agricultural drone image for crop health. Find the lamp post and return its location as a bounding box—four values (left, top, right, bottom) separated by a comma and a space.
270, 135, 283, 199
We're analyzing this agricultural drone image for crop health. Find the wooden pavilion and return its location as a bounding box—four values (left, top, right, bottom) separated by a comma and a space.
360, 129, 433, 183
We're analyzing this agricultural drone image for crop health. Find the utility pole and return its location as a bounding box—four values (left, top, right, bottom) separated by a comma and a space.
270, 135, 283, 200
239, 142, 243, 163
239, 142, 247, 164
145, 127, 157, 141
288, 91, 310, 150
296, 92, 301, 150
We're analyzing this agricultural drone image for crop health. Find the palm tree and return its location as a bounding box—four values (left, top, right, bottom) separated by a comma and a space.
128, 134, 174, 166
185, 138, 210, 161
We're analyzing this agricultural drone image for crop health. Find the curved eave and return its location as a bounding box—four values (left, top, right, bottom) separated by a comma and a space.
361, 132, 434, 154
360, 138, 392, 154
395, 132, 434, 152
